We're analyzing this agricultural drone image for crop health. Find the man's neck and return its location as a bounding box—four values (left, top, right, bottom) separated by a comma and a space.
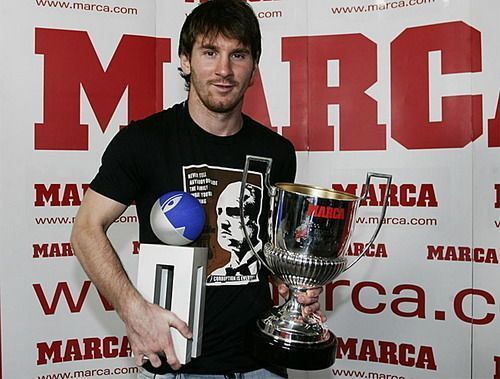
187, 97, 243, 137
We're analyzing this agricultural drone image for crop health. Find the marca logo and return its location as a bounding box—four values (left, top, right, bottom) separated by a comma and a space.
37, 336, 130, 365
33, 242, 74, 258
336, 337, 437, 370
34, 183, 89, 206
35, 22, 500, 152
306, 204, 345, 219
347, 242, 388, 258
427, 245, 499, 264
332, 183, 438, 207
34, 241, 139, 259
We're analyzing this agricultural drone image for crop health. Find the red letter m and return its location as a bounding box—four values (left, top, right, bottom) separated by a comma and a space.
35, 28, 170, 150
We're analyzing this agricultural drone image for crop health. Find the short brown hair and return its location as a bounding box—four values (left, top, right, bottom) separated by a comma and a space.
178, 0, 262, 87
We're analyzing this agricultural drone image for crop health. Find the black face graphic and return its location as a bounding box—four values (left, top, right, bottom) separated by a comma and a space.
216, 181, 261, 261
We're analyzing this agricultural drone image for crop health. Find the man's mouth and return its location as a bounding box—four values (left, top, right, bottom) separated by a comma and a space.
211, 81, 237, 91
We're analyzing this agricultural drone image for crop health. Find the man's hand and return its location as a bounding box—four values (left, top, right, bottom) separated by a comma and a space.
276, 282, 327, 322
122, 298, 192, 370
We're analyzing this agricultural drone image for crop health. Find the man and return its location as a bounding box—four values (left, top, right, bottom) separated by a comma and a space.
71, 0, 323, 377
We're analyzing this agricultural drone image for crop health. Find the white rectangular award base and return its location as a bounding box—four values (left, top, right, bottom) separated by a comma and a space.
137, 244, 208, 364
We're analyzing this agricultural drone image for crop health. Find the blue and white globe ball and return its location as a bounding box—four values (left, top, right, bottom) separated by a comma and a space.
150, 191, 205, 245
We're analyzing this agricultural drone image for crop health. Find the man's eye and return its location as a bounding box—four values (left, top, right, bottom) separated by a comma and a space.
204, 50, 216, 57
232, 53, 246, 60
226, 207, 241, 217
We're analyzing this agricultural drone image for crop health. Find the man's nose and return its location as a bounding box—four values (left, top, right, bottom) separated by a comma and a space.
215, 55, 233, 77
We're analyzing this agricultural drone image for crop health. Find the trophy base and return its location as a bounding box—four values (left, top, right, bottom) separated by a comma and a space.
250, 328, 337, 371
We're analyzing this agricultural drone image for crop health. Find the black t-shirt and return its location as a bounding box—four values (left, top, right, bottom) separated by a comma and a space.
90, 102, 296, 375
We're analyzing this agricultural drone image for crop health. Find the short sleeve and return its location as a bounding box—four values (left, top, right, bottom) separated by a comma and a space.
90, 123, 144, 206
270, 137, 297, 185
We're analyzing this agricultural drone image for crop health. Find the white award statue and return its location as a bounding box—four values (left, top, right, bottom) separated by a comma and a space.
137, 191, 208, 364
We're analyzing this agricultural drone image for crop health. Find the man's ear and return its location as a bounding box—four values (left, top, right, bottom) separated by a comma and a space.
180, 53, 191, 75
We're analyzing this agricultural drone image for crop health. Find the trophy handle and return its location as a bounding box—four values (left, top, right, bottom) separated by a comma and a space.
344, 172, 392, 271
240, 155, 277, 274
242, 155, 276, 197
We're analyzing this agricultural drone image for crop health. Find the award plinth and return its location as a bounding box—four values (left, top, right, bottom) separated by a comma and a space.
137, 244, 208, 364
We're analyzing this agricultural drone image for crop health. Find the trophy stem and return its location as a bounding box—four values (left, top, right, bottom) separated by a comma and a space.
283, 285, 304, 318
284, 286, 327, 329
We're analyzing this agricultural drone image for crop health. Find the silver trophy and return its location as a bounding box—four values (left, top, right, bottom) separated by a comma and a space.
240, 155, 392, 370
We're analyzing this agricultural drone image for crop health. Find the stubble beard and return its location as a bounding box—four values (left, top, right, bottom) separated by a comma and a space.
202, 85, 245, 114
190, 73, 250, 114
204, 95, 241, 114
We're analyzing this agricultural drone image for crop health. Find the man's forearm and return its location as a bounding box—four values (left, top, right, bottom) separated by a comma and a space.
71, 220, 143, 320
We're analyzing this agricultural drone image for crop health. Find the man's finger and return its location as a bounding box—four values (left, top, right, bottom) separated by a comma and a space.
166, 352, 181, 371
146, 353, 162, 368
163, 342, 181, 371
168, 316, 193, 339
133, 352, 146, 367
303, 302, 320, 314
159, 328, 182, 370
134, 351, 160, 368
306, 287, 322, 297
297, 294, 319, 305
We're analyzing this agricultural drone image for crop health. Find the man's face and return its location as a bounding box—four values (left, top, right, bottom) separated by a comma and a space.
181, 34, 257, 114
216, 182, 258, 253
217, 182, 246, 251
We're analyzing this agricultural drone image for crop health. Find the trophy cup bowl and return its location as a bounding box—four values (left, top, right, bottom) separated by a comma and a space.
240, 156, 392, 371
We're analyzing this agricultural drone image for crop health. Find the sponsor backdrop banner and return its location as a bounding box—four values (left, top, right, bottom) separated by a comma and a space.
0, 0, 498, 378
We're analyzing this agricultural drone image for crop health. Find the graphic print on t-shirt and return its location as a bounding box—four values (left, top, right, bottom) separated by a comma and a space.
183, 165, 263, 286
